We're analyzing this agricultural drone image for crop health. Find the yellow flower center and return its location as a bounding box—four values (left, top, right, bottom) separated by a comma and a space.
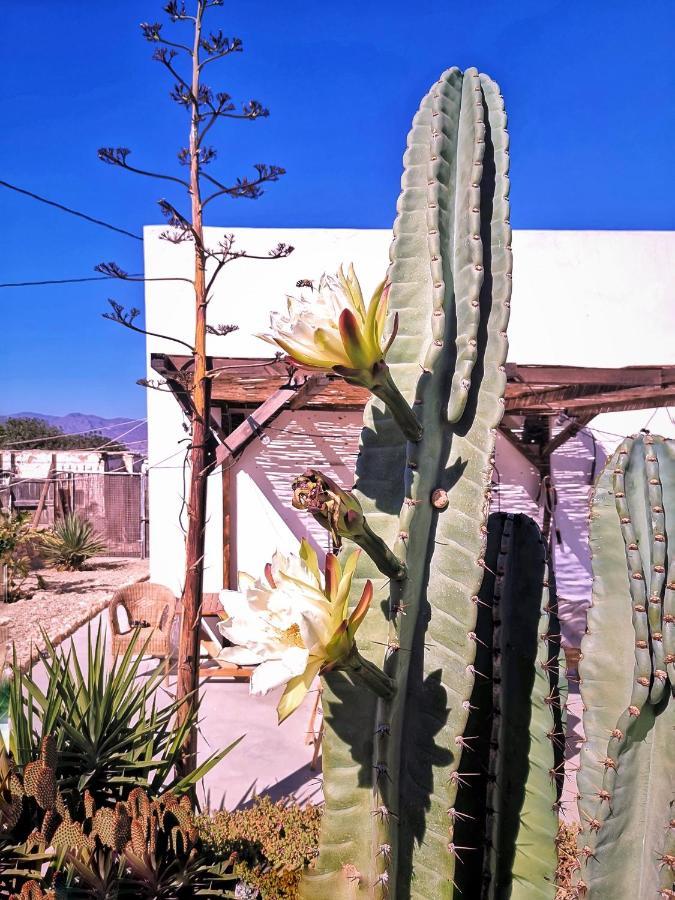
282, 623, 305, 648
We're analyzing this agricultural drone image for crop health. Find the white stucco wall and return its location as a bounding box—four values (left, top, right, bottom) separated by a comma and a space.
144, 227, 675, 606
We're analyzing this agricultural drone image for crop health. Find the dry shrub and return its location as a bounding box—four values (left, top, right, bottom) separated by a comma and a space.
200, 795, 321, 899
556, 822, 582, 900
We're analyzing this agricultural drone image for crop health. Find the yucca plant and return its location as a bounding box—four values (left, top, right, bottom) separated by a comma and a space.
40, 515, 105, 571
9, 624, 242, 813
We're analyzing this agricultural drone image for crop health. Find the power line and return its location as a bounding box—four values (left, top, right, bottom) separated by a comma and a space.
0, 274, 142, 288
0, 179, 142, 241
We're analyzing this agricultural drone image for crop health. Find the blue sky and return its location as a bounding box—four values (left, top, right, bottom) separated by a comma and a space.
1, 0, 673, 419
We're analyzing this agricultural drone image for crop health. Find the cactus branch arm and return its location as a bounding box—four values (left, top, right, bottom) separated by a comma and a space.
351, 519, 407, 581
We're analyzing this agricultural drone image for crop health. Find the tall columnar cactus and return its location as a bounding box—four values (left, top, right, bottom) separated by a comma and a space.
576, 434, 675, 898
300, 65, 514, 899
454, 512, 563, 899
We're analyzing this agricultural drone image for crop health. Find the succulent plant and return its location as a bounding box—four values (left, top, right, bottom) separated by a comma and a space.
40, 514, 105, 571
2, 749, 236, 899
576, 434, 675, 898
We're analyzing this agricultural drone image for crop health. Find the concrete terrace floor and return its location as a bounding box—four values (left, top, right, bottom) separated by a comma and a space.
28, 610, 324, 812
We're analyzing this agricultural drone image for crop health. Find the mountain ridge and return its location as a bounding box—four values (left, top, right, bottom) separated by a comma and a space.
0, 412, 147, 452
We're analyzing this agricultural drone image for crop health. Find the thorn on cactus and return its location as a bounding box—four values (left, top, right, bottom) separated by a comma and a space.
377, 843, 392, 860
447, 843, 474, 864
371, 804, 397, 822
447, 807, 474, 823
374, 762, 391, 783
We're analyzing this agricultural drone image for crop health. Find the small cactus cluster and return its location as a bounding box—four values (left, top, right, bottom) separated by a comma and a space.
1, 735, 234, 897
10, 884, 56, 900
575, 434, 674, 898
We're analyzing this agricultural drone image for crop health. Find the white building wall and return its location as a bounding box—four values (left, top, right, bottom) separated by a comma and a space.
144, 227, 675, 605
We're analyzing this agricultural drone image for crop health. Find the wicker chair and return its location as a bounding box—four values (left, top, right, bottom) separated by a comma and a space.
108, 583, 177, 679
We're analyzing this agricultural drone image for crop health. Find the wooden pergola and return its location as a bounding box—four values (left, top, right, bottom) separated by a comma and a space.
152, 353, 675, 468
151, 353, 674, 677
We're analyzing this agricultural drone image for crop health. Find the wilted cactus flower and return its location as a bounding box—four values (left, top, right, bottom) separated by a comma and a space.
292, 469, 406, 581
260, 265, 422, 442
218, 539, 393, 723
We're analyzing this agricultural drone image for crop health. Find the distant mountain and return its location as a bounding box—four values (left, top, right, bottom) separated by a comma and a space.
0, 412, 147, 453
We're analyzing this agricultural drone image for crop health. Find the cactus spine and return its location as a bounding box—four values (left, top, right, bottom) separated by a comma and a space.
576, 434, 675, 898
301, 65, 512, 899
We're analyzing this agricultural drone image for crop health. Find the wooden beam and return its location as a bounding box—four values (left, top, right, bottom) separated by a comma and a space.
215, 386, 297, 466
152, 354, 229, 445
539, 420, 553, 543
543, 416, 593, 457
202, 593, 223, 616
505, 364, 670, 386
498, 424, 542, 469
32, 456, 55, 527
506, 383, 627, 413
560, 386, 675, 415
214, 376, 321, 466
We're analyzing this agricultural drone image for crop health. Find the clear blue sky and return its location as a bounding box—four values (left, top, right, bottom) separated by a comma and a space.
1, 0, 673, 419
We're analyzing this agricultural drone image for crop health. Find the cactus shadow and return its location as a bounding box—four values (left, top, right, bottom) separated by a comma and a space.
398, 665, 455, 883
354, 406, 407, 517
321, 668, 379, 787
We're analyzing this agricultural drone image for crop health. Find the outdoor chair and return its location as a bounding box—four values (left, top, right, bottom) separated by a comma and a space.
108, 582, 177, 679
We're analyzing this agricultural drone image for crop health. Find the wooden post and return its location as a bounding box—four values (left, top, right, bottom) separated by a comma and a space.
175, 0, 212, 785
32, 455, 56, 527
222, 457, 232, 590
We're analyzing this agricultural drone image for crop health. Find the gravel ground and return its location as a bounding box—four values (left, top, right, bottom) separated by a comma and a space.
0, 557, 149, 671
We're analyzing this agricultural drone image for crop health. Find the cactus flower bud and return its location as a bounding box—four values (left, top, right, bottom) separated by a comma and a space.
291, 469, 407, 581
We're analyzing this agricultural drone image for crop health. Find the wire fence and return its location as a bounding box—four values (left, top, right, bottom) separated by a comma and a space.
0, 470, 148, 558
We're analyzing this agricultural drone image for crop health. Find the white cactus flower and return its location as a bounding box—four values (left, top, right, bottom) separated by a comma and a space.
218, 539, 372, 723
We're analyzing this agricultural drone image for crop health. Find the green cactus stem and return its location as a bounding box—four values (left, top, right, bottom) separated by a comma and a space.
301, 64, 510, 900
334, 360, 424, 444
576, 434, 675, 898
367, 361, 424, 443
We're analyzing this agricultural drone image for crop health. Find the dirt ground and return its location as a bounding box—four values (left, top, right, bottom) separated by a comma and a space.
0, 557, 148, 671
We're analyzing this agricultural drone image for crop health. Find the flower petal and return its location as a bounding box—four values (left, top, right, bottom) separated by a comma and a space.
299, 539, 322, 586
297, 603, 333, 654
218, 645, 265, 665
277, 656, 322, 724
250, 647, 310, 696
335, 550, 360, 624
338, 308, 373, 370
348, 580, 373, 638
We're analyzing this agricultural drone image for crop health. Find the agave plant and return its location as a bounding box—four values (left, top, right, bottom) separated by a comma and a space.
9, 624, 242, 812
40, 515, 106, 571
